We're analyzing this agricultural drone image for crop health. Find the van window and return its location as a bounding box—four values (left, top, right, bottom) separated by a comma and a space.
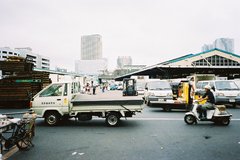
147, 81, 171, 90
40, 84, 64, 97
201, 82, 208, 89
196, 82, 202, 89
215, 81, 239, 90
136, 82, 145, 90
209, 82, 214, 88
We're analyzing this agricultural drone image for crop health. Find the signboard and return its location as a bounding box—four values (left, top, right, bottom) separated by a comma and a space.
15, 79, 42, 83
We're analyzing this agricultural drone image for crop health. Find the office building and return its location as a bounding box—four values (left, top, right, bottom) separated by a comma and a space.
202, 38, 234, 53
117, 56, 132, 68
0, 47, 50, 69
214, 38, 234, 53
81, 34, 102, 60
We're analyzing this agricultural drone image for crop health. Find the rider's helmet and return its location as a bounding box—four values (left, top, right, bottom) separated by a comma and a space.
204, 85, 211, 90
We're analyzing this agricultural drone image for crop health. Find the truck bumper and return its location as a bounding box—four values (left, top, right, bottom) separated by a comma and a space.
215, 96, 240, 104
148, 96, 173, 102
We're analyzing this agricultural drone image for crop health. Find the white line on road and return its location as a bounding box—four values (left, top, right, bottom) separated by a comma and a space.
127, 118, 240, 121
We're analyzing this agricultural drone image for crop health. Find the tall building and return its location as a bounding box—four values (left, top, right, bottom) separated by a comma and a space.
81, 34, 102, 60
201, 44, 214, 52
214, 38, 234, 53
0, 47, 50, 69
117, 56, 132, 68
76, 34, 107, 75
202, 38, 234, 53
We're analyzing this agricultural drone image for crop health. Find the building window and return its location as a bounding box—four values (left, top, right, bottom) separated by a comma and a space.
3, 56, 7, 58
9, 52, 13, 55
2, 51, 7, 54
14, 53, 17, 55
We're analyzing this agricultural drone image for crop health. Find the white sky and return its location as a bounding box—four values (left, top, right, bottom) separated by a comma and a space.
0, 0, 240, 71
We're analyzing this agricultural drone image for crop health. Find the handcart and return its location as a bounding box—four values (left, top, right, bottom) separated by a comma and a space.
0, 111, 37, 157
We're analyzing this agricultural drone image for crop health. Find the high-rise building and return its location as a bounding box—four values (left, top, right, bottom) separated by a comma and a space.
214, 38, 234, 53
201, 44, 214, 52
117, 56, 132, 68
201, 38, 234, 53
81, 34, 102, 60
0, 47, 50, 69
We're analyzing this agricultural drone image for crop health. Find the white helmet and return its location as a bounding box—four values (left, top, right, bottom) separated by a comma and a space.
204, 85, 211, 90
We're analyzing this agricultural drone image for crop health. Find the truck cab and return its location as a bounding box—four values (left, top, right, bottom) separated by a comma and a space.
30, 81, 80, 124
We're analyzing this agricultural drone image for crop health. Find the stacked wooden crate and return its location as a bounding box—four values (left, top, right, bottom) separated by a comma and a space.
0, 58, 51, 108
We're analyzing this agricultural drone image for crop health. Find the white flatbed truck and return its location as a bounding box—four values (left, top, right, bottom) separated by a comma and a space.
30, 82, 144, 127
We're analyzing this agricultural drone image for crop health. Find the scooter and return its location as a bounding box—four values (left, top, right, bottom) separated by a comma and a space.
184, 101, 232, 125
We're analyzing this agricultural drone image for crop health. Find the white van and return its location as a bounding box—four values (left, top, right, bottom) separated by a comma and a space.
143, 79, 173, 106
196, 80, 240, 107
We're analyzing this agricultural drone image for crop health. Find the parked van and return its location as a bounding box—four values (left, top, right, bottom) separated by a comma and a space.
143, 80, 173, 106
196, 80, 240, 107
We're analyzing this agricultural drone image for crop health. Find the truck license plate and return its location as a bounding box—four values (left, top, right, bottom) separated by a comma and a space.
158, 99, 164, 101
229, 99, 235, 102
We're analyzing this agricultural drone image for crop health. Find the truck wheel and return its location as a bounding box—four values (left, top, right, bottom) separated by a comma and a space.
45, 111, 60, 126
106, 112, 120, 127
232, 103, 236, 108
184, 115, 196, 125
163, 106, 171, 112
221, 118, 230, 126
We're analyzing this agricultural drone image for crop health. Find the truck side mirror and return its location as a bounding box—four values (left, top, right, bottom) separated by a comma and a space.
145, 87, 148, 90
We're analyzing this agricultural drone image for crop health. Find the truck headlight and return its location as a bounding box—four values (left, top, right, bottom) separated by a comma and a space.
167, 93, 173, 97
238, 93, 240, 96
216, 93, 224, 96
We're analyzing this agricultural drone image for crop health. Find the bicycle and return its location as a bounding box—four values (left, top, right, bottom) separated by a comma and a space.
0, 112, 36, 152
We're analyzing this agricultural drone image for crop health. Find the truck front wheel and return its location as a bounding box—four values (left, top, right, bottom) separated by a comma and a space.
45, 111, 61, 126
106, 112, 120, 127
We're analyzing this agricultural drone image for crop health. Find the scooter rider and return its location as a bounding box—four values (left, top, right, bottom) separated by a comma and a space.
197, 85, 215, 119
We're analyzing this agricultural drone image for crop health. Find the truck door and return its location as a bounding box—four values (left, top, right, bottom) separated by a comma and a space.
36, 83, 67, 109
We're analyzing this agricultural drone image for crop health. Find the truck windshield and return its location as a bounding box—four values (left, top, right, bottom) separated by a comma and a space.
148, 81, 171, 90
40, 84, 65, 97
215, 81, 239, 90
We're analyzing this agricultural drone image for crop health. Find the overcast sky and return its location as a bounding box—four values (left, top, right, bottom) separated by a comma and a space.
1, 0, 240, 71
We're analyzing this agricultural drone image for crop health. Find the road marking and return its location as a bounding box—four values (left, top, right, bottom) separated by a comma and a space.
127, 118, 240, 121
133, 117, 177, 121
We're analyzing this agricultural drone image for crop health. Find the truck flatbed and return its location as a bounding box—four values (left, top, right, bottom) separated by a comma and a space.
72, 92, 143, 106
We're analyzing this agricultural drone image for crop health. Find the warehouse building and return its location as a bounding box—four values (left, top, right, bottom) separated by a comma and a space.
115, 48, 240, 81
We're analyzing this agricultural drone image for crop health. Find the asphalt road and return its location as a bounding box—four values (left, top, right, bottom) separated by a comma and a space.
3, 104, 240, 160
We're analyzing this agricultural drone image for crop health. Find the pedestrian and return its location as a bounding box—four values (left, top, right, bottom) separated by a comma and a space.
93, 85, 96, 95
189, 77, 196, 105
102, 83, 105, 93
85, 83, 90, 94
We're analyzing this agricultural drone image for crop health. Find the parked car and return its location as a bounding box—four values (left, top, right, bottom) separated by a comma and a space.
143, 79, 173, 106
196, 80, 240, 107
109, 84, 118, 90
